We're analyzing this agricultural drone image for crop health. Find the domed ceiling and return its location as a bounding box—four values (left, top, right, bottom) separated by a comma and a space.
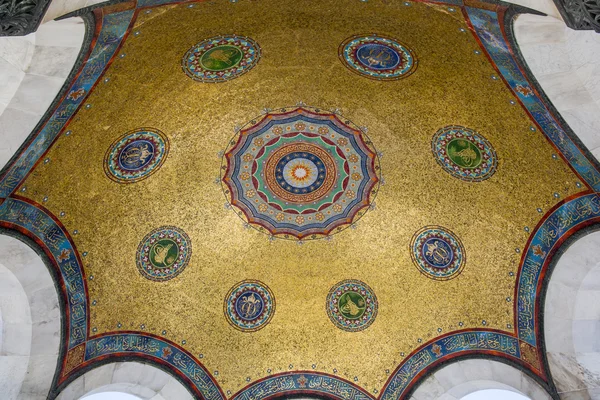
1, 0, 600, 399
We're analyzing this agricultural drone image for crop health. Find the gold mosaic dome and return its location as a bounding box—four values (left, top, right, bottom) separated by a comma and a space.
0, 0, 599, 399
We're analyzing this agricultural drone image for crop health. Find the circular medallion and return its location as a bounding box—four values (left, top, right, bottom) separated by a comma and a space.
431, 126, 498, 182
182, 35, 261, 83
339, 34, 417, 80
221, 106, 381, 240
410, 226, 465, 280
104, 128, 169, 183
224, 280, 275, 332
326, 280, 378, 332
265, 143, 337, 203
136, 226, 192, 281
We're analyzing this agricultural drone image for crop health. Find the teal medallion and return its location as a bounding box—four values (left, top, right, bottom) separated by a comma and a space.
136, 226, 192, 281
182, 35, 260, 83
326, 279, 378, 332
432, 125, 498, 182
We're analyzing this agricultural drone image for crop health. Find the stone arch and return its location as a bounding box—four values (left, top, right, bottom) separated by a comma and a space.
0, 233, 61, 400
544, 229, 600, 399
408, 359, 554, 400
54, 361, 193, 400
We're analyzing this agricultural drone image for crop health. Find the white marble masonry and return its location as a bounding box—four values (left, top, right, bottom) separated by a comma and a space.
0, 235, 60, 400
545, 231, 600, 399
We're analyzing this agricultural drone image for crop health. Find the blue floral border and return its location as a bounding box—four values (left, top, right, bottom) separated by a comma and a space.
0, 197, 88, 349
516, 193, 600, 345
85, 333, 224, 399
0, 9, 135, 198
467, 7, 600, 192
380, 331, 520, 399
232, 372, 373, 400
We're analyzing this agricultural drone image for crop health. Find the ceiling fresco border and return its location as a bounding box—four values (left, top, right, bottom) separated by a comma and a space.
0, 0, 599, 399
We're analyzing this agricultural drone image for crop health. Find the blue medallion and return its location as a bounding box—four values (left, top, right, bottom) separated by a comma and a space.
356, 43, 400, 70
410, 226, 466, 280
118, 140, 156, 170
421, 237, 454, 268
235, 289, 265, 321
224, 280, 275, 332
104, 128, 169, 183
276, 152, 327, 194
339, 34, 417, 80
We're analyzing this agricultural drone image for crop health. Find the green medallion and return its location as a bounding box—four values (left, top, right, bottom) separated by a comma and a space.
446, 139, 482, 169
150, 238, 179, 268
338, 292, 366, 320
200, 45, 243, 71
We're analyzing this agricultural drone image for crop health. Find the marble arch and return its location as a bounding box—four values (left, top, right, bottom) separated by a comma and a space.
408, 359, 552, 400
54, 361, 193, 400
0, 233, 61, 400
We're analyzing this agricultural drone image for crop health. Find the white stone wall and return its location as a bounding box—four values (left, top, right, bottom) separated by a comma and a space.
0, 235, 61, 400
545, 231, 600, 400
43, 0, 105, 23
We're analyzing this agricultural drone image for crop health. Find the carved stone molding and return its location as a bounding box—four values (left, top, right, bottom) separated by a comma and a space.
0, 0, 51, 36
553, 0, 600, 32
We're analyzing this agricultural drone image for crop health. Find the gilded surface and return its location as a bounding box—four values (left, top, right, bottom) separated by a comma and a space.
20, 0, 583, 394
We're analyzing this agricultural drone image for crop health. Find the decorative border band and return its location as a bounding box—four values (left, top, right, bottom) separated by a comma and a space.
0, 9, 135, 197
232, 372, 374, 400
381, 330, 521, 399
466, 6, 600, 191
0, 197, 88, 349
81, 333, 224, 400
516, 193, 600, 345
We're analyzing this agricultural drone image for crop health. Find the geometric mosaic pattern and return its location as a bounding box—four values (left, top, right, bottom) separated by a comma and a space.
221, 106, 381, 240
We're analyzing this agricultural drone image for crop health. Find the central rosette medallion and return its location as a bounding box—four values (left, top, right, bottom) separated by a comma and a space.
221, 107, 381, 240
